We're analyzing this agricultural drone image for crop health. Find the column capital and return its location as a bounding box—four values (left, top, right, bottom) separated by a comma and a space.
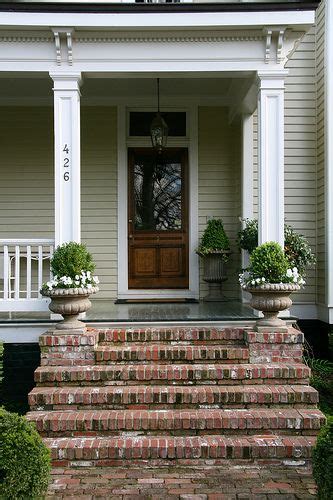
256, 69, 289, 90
49, 72, 82, 91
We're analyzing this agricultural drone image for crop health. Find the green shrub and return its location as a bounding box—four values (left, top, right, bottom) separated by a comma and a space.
313, 416, 333, 500
238, 219, 316, 275
237, 218, 258, 254
197, 219, 230, 258
248, 242, 291, 283
50, 241, 95, 279
0, 408, 51, 499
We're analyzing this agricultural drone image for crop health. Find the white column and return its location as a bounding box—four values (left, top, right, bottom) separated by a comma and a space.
241, 113, 254, 261
50, 72, 81, 246
257, 70, 288, 247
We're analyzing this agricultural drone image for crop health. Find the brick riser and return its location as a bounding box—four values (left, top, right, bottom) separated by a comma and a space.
29, 384, 318, 411
45, 435, 317, 466
95, 345, 249, 363
29, 327, 326, 467
27, 408, 325, 437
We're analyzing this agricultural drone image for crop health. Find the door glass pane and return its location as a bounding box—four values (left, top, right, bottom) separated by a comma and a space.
133, 154, 182, 231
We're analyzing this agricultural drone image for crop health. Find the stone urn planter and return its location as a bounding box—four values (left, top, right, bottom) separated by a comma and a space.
199, 251, 231, 301
244, 283, 300, 328
41, 286, 99, 330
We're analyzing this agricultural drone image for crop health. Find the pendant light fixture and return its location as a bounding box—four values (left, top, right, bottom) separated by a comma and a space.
150, 78, 168, 153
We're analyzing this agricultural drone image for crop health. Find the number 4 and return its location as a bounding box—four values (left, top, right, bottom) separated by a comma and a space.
63, 144, 69, 154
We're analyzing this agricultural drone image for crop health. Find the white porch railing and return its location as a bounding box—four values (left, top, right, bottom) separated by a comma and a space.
0, 239, 54, 312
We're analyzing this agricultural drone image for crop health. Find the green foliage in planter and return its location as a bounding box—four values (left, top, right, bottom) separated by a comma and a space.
51, 241, 95, 279
197, 219, 230, 257
284, 224, 316, 275
237, 218, 258, 254
0, 408, 51, 499
238, 219, 316, 275
313, 416, 333, 500
249, 242, 290, 283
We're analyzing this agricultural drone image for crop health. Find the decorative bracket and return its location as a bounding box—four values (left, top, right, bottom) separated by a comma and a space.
52, 28, 74, 66
263, 27, 286, 64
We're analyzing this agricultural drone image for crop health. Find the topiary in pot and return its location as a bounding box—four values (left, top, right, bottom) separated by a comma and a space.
0, 407, 51, 499
196, 219, 231, 301
239, 242, 305, 328
40, 242, 99, 330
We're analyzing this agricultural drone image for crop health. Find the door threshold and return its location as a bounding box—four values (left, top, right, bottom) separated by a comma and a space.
115, 298, 199, 304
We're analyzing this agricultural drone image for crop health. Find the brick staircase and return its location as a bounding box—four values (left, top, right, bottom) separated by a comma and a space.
26, 326, 326, 468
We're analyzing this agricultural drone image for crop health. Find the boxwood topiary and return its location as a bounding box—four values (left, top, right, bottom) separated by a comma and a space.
313, 416, 333, 500
197, 219, 230, 257
51, 241, 95, 279
249, 241, 290, 283
0, 408, 51, 499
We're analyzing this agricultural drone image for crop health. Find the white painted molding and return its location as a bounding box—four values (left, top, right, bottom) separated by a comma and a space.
74, 34, 264, 44
256, 69, 288, 247
51, 71, 82, 246
241, 113, 253, 303
0, 11, 315, 30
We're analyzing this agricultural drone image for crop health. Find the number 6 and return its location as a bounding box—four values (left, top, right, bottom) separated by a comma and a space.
64, 172, 70, 181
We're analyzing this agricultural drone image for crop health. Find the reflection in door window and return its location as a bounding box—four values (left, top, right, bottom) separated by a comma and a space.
134, 157, 182, 230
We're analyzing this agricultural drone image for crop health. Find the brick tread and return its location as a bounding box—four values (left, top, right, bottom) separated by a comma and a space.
34, 362, 310, 384
27, 408, 325, 435
99, 328, 245, 343
29, 384, 318, 408
95, 345, 249, 363
44, 434, 316, 462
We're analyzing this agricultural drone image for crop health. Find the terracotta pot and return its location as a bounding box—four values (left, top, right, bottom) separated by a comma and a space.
41, 286, 99, 330
244, 283, 300, 327
198, 251, 230, 302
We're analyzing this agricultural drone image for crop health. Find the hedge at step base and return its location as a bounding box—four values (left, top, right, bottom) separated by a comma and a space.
244, 283, 300, 328
41, 287, 99, 330
199, 251, 230, 302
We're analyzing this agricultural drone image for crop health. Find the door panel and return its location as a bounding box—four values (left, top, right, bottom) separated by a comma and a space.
128, 148, 189, 289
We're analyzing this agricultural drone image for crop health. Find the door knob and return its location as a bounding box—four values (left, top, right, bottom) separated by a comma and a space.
128, 219, 133, 223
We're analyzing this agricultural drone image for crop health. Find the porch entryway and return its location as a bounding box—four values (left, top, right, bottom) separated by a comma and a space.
128, 147, 189, 289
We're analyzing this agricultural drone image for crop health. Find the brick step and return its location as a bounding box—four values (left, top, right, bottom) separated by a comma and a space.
44, 434, 317, 466
28, 384, 318, 410
34, 363, 310, 386
27, 408, 325, 437
95, 345, 249, 364
99, 328, 245, 344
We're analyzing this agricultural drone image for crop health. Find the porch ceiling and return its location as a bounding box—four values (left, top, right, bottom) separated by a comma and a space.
0, 74, 254, 108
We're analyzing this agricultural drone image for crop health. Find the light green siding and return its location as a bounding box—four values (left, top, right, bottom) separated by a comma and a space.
0, 107, 54, 238
316, 0, 326, 306
81, 106, 118, 300
198, 107, 241, 298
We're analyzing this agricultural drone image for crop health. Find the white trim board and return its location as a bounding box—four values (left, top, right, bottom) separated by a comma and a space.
117, 103, 199, 300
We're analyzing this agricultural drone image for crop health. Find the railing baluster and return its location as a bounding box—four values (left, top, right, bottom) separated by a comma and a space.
3, 245, 9, 300
14, 245, 20, 300
26, 245, 32, 299
38, 245, 43, 297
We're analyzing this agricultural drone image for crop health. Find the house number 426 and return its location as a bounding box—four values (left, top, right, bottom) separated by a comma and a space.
63, 144, 70, 181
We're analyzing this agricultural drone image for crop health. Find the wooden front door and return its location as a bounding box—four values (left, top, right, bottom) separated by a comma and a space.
128, 147, 189, 289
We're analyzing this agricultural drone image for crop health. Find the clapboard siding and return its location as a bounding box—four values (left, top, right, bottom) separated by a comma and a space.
81, 106, 117, 300
198, 107, 241, 299
0, 107, 54, 238
316, 0, 326, 305
284, 27, 316, 303
253, 27, 317, 305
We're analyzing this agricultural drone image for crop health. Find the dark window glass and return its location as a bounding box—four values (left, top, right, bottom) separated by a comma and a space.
133, 154, 182, 231
130, 112, 186, 137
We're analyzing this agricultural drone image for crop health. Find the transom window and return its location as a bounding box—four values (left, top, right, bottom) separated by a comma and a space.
129, 112, 187, 137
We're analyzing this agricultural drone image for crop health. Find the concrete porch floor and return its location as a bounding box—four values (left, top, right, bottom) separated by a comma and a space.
0, 300, 264, 325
